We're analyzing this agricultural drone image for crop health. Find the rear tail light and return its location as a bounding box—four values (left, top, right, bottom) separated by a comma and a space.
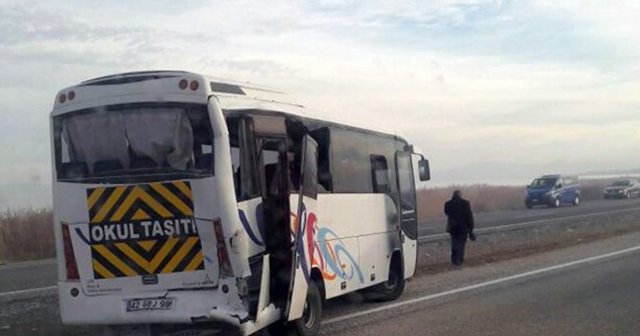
178, 79, 188, 90
189, 80, 199, 91
213, 220, 233, 276
61, 223, 80, 280
67, 90, 75, 101
58, 93, 67, 104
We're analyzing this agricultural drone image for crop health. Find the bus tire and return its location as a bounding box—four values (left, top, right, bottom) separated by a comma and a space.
365, 254, 405, 302
291, 281, 322, 336
268, 281, 323, 336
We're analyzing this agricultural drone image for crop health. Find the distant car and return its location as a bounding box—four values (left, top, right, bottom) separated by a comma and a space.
603, 179, 640, 199
525, 174, 581, 209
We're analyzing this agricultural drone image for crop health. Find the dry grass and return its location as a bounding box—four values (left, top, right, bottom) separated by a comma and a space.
580, 178, 618, 200
0, 208, 55, 263
418, 184, 525, 220
417, 178, 618, 221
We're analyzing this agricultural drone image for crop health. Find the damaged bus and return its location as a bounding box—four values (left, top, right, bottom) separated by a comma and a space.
50, 71, 430, 336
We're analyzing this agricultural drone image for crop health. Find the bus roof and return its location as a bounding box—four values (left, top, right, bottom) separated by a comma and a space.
57, 70, 409, 143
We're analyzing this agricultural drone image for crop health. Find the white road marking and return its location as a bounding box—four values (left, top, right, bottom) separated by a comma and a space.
418, 206, 640, 242
324, 244, 640, 325
0, 285, 56, 299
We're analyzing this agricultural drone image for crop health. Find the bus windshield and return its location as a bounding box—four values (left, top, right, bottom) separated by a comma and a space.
53, 102, 214, 183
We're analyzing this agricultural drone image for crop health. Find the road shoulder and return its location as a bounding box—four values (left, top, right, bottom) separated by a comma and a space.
321, 230, 640, 335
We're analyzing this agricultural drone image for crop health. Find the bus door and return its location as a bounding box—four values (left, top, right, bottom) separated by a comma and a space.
395, 151, 418, 279
286, 135, 319, 321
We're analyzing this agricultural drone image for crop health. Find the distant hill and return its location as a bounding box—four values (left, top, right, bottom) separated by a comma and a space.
579, 168, 640, 176
432, 160, 640, 187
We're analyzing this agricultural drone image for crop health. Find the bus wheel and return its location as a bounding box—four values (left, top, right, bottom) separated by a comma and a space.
291, 281, 323, 336
269, 281, 323, 336
365, 255, 405, 302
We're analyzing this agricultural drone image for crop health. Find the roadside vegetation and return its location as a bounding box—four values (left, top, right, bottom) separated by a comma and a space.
417, 178, 619, 220
418, 185, 524, 220
0, 208, 55, 263
0, 178, 624, 263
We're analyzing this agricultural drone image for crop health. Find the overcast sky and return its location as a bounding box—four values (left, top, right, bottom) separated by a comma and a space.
2, 0, 640, 195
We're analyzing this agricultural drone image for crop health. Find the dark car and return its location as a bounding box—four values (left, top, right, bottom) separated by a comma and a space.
525, 174, 581, 209
603, 179, 640, 199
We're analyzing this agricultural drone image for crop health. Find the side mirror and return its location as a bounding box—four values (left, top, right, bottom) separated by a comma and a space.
418, 158, 430, 181
556, 184, 563, 189
526, 185, 530, 189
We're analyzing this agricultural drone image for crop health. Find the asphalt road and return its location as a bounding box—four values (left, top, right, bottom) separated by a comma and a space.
3, 227, 640, 335
1, 198, 639, 294
0, 259, 56, 293
418, 197, 640, 236
324, 242, 640, 336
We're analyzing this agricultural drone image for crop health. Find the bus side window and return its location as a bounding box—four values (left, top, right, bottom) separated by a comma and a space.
227, 117, 260, 201
309, 127, 332, 193
257, 139, 281, 197
230, 146, 241, 198
370, 155, 391, 194
330, 128, 373, 193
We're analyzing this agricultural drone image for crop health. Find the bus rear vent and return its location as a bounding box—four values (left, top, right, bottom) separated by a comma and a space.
80, 71, 185, 86
210, 82, 246, 95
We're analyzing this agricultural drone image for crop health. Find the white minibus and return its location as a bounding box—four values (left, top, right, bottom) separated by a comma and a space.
50, 71, 430, 336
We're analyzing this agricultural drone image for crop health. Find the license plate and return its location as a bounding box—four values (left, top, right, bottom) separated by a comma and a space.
126, 297, 175, 312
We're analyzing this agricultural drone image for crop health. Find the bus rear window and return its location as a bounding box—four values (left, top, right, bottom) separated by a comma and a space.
53, 103, 214, 183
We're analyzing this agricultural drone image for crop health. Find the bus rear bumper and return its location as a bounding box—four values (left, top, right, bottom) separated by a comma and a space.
57, 282, 250, 328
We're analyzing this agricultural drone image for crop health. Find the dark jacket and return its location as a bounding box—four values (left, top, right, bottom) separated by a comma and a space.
444, 196, 474, 235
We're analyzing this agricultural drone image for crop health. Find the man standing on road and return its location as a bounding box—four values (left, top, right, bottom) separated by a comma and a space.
444, 190, 476, 266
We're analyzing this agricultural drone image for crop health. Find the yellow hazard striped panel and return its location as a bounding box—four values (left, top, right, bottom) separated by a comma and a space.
86, 181, 204, 279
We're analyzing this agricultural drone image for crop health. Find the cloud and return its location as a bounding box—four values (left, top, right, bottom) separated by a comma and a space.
0, 0, 639, 192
